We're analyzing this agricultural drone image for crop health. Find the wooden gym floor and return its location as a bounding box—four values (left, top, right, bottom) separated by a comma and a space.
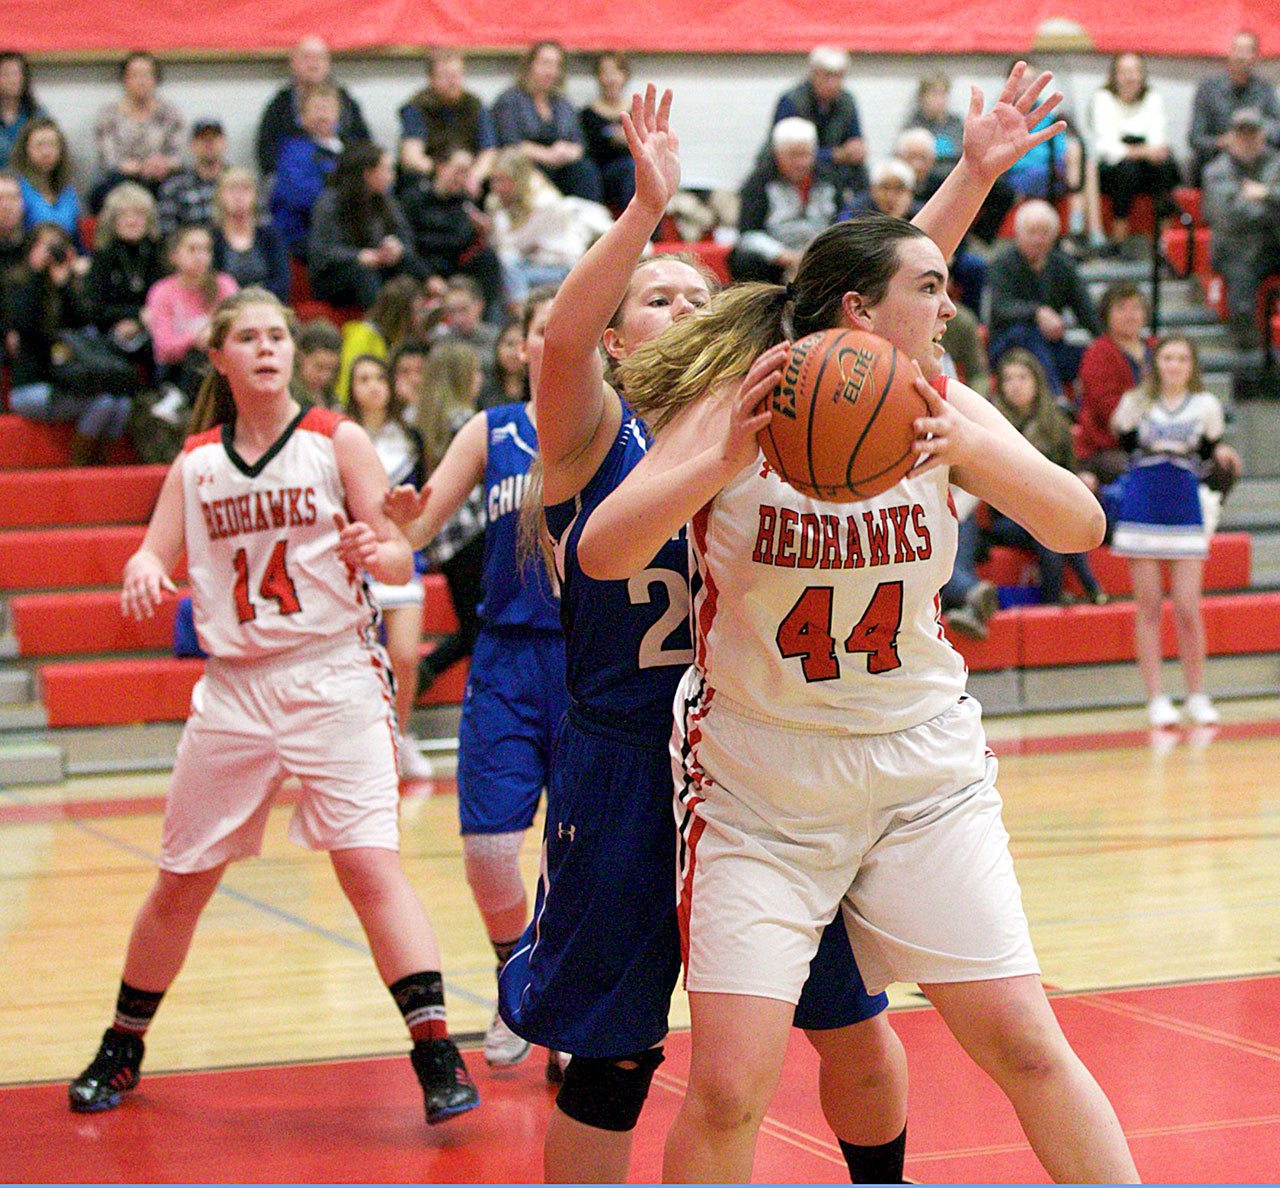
2, 699, 1279, 1182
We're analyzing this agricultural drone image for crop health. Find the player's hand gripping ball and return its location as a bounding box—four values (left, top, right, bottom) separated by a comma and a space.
760, 328, 929, 501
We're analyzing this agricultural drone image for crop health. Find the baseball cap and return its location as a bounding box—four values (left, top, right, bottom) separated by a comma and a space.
192, 118, 225, 137
1230, 107, 1263, 129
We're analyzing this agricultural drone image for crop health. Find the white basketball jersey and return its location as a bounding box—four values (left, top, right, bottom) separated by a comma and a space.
181, 407, 377, 660
690, 428, 967, 735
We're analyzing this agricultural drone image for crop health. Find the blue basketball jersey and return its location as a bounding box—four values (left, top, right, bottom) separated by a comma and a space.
481, 403, 560, 632
545, 407, 692, 739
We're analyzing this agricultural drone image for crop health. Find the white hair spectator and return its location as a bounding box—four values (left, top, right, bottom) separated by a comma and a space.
870, 159, 916, 189
808, 46, 850, 75
771, 117, 818, 152
1013, 197, 1061, 235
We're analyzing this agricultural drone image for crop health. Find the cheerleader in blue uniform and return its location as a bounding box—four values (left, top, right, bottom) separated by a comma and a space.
1110, 334, 1241, 727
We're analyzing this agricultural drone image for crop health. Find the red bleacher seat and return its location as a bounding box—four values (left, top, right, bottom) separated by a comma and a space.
1160, 226, 1214, 281
944, 612, 1020, 672
0, 415, 136, 469
10, 589, 180, 656
976, 533, 1251, 599
40, 656, 204, 727
1172, 186, 1202, 227
652, 240, 732, 285
1099, 193, 1156, 237
420, 573, 460, 633
288, 258, 362, 327
0, 465, 165, 529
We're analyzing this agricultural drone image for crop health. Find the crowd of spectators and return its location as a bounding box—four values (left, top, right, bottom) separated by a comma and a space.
0, 33, 1268, 623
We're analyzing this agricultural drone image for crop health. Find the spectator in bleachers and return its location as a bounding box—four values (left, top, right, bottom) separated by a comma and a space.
1109, 335, 1242, 727
6, 223, 131, 465
902, 69, 965, 174
335, 273, 421, 403
11, 116, 79, 241
269, 85, 344, 259
765, 46, 867, 195
1087, 53, 1180, 252
1076, 282, 1151, 486
84, 182, 164, 370
987, 198, 1102, 395
477, 318, 526, 409
485, 147, 612, 305
90, 52, 185, 212
1189, 30, 1280, 185
0, 51, 45, 168
895, 126, 947, 203
580, 52, 636, 212
939, 300, 990, 396
900, 67, 1016, 244
840, 158, 916, 220
989, 347, 1105, 605
435, 275, 498, 365
290, 317, 342, 408
491, 41, 602, 203
155, 119, 227, 236
211, 168, 290, 303
307, 143, 428, 310
398, 146, 504, 315
729, 117, 838, 283
255, 36, 370, 178
143, 224, 237, 402
1202, 107, 1280, 351
0, 168, 27, 275
397, 48, 495, 195
414, 339, 486, 694
344, 352, 434, 780
389, 339, 432, 425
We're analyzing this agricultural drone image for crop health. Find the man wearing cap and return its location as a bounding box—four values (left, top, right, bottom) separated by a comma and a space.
763, 46, 868, 194
1203, 107, 1280, 349
1189, 31, 1280, 184
155, 120, 228, 235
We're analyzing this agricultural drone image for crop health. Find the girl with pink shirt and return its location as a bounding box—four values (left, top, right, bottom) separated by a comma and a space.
144, 225, 238, 407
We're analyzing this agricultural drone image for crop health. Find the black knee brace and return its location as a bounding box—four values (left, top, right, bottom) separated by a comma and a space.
555, 1046, 665, 1132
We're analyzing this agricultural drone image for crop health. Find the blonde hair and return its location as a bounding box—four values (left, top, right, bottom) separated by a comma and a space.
619, 283, 789, 433
214, 167, 259, 221
97, 182, 157, 246
490, 147, 557, 227
188, 288, 299, 433
1137, 334, 1205, 409
417, 340, 481, 472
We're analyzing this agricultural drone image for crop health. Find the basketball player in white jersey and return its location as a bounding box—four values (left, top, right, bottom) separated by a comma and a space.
68, 288, 479, 1127
578, 214, 1139, 1178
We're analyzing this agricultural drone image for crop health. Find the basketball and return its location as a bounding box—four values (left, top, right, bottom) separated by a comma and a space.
760, 327, 929, 502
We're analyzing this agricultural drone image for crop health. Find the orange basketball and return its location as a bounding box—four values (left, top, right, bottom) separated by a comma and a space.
760, 328, 928, 502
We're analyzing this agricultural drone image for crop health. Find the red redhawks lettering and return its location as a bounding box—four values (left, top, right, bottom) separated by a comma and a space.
751, 502, 933, 571
200, 487, 319, 542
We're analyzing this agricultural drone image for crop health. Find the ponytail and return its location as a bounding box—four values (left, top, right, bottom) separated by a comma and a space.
618, 282, 789, 434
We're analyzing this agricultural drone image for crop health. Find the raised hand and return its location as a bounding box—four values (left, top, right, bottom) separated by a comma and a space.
961, 61, 1067, 185
621, 84, 680, 218
121, 551, 177, 621
383, 483, 430, 527
719, 341, 787, 473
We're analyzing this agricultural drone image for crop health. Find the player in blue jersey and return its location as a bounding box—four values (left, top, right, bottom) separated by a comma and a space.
385, 289, 566, 1071
500, 77, 1081, 1183
497, 88, 914, 1185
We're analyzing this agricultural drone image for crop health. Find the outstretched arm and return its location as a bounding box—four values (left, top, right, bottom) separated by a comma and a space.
537, 86, 682, 500
121, 454, 186, 620
383, 412, 488, 552
913, 62, 1065, 260
578, 344, 787, 581
912, 377, 1105, 553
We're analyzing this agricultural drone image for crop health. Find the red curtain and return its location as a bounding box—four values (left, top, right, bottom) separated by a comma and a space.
2, 0, 1276, 55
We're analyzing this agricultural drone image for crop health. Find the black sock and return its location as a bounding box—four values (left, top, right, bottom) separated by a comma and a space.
388, 971, 447, 1042
492, 936, 520, 973
113, 981, 165, 1037
839, 1126, 906, 1184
